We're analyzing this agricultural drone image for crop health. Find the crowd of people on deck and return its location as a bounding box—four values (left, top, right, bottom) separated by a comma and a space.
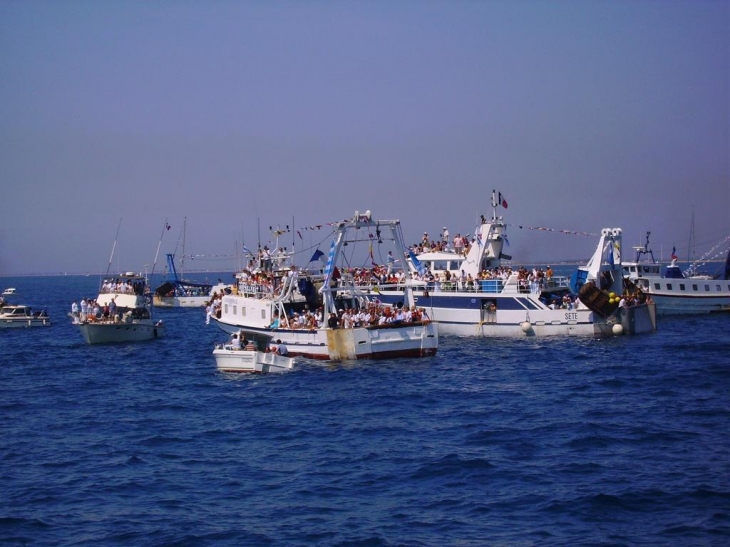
99, 278, 146, 296
69, 297, 151, 323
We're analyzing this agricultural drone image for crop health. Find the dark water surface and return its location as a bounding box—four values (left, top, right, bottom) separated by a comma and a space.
1, 274, 729, 546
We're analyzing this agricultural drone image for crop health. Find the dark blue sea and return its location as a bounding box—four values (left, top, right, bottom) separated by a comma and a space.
2, 272, 729, 546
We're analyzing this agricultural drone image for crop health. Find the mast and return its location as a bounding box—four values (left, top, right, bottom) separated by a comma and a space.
687, 207, 695, 264
150, 219, 168, 278
105, 218, 123, 277
181, 216, 187, 278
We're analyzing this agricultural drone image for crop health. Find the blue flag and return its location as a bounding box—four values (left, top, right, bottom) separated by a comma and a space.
408, 249, 426, 276
310, 249, 325, 263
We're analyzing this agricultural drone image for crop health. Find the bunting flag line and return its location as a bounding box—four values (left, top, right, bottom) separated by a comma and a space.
509, 224, 598, 237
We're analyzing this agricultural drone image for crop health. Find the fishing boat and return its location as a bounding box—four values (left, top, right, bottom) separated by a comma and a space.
211, 210, 439, 360
374, 191, 656, 337
213, 329, 295, 373
153, 253, 231, 308
619, 232, 730, 315
0, 304, 51, 328
152, 218, 232, 308
73, 271, 166, 344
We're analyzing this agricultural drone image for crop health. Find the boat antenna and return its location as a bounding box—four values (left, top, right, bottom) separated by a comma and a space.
150, 218, 169, 278
105, 218, 123, 277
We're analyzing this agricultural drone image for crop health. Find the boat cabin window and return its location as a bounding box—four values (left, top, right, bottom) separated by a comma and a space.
666, 283, 673, 291
224, 303, 229, 314
679, 284, 686, 291
692, 285, 698, 291
653, 283, 660, 290
432, 260, 451, 272
705, 285, 710, 291
232, 305, 237, 315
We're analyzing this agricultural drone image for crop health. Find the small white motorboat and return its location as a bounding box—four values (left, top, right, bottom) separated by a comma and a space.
213, 330, 294, 373
0, 304, 51, 328
2, 288, 17, 296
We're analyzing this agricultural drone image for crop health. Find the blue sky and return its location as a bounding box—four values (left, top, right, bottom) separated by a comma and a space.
1, 0, 728, 275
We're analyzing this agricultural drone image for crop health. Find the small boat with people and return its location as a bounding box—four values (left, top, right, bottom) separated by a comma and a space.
210, 210, 439, 360
0, 303, 51, 328
618, 232, 730, 315
213, 329, 295, 373
72, 271, 166, 344
373, 191, 655, 337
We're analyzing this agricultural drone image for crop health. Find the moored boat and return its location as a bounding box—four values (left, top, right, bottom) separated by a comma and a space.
211, 210, 439, 360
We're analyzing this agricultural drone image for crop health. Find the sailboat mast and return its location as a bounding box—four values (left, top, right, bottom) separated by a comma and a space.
150, 219, 168, 277
687, 207, 695, 264
181, 217, 187, 278
105, 218, 123, 277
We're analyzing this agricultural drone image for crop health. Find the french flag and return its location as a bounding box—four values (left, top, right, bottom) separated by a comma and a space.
498, 192, 508, 209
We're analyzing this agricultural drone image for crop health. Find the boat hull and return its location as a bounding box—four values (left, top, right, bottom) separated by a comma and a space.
76, 319, 165, 344
153, 295, 210, 308
213, 316, 438, 361
643, 292, 730, 315
377, 289, 598, 337
213, 346, 294, 373
0, 317, 52, 328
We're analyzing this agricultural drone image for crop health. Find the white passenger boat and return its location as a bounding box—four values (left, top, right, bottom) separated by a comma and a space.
213, 330, 295, 373
374, 191, 655, 337
73, 271, 165, 344
618, 232, 730, 315
212, 210, 439, 360
0, 304, 51, 328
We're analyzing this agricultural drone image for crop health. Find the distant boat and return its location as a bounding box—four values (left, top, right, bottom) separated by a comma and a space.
0, 304, 51, 328
153, 217, 232, 308
619, 232, 730, 315
2, 288, 17, 296
153, 253, 231, 308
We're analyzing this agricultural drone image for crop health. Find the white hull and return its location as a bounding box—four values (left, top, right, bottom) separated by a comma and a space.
378, 288, 597, 337
0, 317, 52, 328
644, 292, 730, 315
76, 319, 165, 344
213, 314, 438, 360
153, 295, 210, 308
213, 345, 294, 373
